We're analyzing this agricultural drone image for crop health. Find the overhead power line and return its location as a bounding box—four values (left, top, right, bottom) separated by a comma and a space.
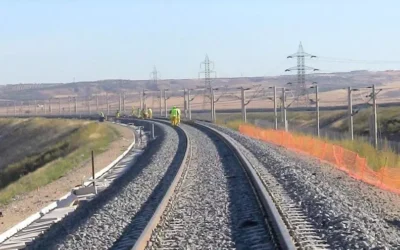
317, 56, 400, 64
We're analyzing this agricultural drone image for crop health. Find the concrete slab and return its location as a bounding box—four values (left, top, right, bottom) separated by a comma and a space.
26, 220, 54, 228
12, 231, 42, 239
39, 207, 75, 220
0, 242, 26, 250
73, 185, 96, 196
17, 227, 47, 234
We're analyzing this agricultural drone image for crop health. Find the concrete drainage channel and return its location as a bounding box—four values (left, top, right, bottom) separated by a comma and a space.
0, 121, 151, 250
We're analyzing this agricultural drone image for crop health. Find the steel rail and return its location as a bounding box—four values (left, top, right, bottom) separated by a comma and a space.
190, 122, 297, 250
132, 119, 296, 250
131, 119, 191, 250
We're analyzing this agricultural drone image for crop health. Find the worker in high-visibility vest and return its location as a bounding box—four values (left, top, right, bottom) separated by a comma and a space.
116, 110, 120, 119
176, 107, 181, 125
142, 108, 148, 119
148, 108, 153, 119
99, 111, 105, 122
131, 106, 136, 117
169, 106, 178, 126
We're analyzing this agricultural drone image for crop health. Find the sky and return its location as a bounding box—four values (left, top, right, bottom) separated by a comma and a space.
1, 0, 400, 84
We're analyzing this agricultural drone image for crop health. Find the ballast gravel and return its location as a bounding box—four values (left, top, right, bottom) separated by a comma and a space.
147, 124, 273, 249
29, 122, 183, 250
207, 123, 400, 249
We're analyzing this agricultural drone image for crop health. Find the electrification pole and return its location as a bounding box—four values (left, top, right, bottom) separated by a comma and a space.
210, 87, 216, 122
184, 89, 188, 119
106, 93, 109, 116
348, 87, 354, 140
164, 90, 168, 118
159, 90, 163, 117
88, 97, 91, 115
119, 93, 122, 112
96, 95, 99, 113
68, 97, 71, 115
58, 98, 61, 115
273, 86, 278, 130
34, 100, 37, 116
122, 93, 125, 113
74, 97, 77, 115
14, 101, 16, 116
210, 87, 214, 122
26, 100, 29, 117
188, 89, 192, 120
140, 91, 143, 111
314, 85, 320, 137
282, 88, 288, 132
372, 85, 378, 149
241, 88, 246, 123
213, 90, 216, 122
49, 99, 52, 115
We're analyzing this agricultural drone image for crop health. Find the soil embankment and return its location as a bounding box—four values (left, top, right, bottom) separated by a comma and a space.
0, 119, 134, 233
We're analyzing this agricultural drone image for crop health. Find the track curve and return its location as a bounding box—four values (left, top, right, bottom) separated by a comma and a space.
131, 120, 296, 250
27, 120, 187, 250
24, 119, 301, 250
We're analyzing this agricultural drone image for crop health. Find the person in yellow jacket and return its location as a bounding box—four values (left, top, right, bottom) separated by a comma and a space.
99, 112, 105, 122
176, 107, 181, 125
148, 108, 153, 119
169, 106, 178, 126
116, 110, 120, 119
131, 106, 136, 117
142, 108, 148, 119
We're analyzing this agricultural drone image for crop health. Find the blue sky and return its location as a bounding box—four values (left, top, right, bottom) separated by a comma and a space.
1, 0, 400, 84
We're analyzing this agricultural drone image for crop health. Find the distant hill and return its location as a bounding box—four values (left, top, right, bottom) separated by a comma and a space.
1, 70, 399, 101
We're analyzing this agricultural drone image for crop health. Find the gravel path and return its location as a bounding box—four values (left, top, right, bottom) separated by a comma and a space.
28, 121, 184, 250
147, 124, 273, 249
208, 123, 400, 249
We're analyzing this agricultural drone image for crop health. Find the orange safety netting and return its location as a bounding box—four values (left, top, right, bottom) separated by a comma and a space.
239, 124, 400, 195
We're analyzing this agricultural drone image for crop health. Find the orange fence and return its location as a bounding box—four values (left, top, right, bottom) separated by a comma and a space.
239, 124, 400, 195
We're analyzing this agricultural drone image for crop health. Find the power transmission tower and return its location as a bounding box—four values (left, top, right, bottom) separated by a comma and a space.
150, 66, 160, 86
285, 42, 318, 106
199, 54, 217, 119
150, 66, 161, 115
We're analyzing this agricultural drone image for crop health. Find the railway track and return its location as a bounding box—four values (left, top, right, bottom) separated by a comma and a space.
14, 119, 324, 249
25, 120, 185, 249
115, 120, 298, 250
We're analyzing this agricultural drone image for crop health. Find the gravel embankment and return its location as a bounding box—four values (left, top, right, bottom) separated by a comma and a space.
29, 122, 184, 250
208, 123, 400, 249
147, 124, 273, 249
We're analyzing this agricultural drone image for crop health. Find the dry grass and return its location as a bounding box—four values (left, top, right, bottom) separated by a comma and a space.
327, 137, 400, 170
0, 118, 84, 170
217, 117, 400, 170
0, 118, 119, 205
217, 107, 400, 138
